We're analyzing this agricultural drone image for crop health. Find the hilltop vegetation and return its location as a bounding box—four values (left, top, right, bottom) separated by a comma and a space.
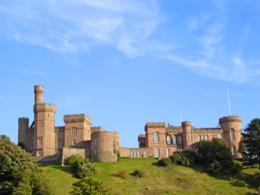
41, 158, 259, 195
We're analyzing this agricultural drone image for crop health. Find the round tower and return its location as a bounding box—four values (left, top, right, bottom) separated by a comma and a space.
219, 116, 242, 158
34, 85, 44, 105
18, 117, 29, 149
182, 121, 192, 150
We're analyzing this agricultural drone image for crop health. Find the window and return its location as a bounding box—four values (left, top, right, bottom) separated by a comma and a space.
154, 148, 160, 158
37, 137, 43, 147
172, 135, 176, 144
71, 127, 77, 135
72, 139, 77, 146
230, 129, 235, 141
205, 135, 208, 140
166, 135, 171, 144
177, 136, 182, 145
143, 151, 147, 158
154, 132, 159, 144
218, 134, 222, 139
198, 135, 201, 141
137, 151, 140, 158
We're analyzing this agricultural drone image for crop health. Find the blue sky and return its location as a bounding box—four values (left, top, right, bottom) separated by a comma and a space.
0, 0, 260, 147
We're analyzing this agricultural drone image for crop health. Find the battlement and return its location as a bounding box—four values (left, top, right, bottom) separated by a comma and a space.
34, 103, 56, 113
145, 122, 166, 129
18, 117, 29, 122
193, 128, 222, 132
219, 116, 241, 124
91, 126, 105, 133
182, 121, 192, 127
34, 85, 44, 92
64, 114, 92, 124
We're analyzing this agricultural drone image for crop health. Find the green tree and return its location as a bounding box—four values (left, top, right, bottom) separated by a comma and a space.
0, 135, 50, 194
70, 177, 112, 195
195, 138, 239, 174
65, 155, 95, 178
243, 118, 260, 169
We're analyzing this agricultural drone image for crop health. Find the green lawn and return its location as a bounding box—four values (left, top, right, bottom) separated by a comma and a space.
41, 158, 259, 195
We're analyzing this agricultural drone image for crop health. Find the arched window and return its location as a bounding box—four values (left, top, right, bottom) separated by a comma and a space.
154, 148, 160, 158
154, 132, 159, 144
205, 135, 208, 140
231, 145, 236, 155
166, 135, 171, 144
172, 135, 176, 144
230, 129, 235, 141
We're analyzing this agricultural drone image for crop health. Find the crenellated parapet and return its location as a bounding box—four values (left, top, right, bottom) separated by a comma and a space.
34, 103, 56, 113
64, 114, 92, 125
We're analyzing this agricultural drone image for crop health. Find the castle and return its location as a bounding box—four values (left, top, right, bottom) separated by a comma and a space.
18, 85, 242, 163
18, 85, 120, 163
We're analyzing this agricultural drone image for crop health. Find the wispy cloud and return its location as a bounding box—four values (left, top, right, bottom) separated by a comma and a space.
0, 0, 260, 83
0, 0, 159, 56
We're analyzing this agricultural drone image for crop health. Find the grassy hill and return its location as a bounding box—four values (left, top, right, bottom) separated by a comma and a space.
41, 158, 259, 195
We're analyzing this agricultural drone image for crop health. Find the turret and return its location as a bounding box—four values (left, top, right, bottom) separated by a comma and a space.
182, 121, 192, 149
219, 116, 242, 158
34, 85, 44, 104
18, 117, 29, 149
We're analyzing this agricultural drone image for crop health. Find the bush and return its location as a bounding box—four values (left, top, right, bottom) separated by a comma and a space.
157, 158, 172, 167
70, 176, 112, 195
65, 155, 95, 178
112, 169, 128, 179
169, 151, 195, 166
130, 169, 144, 178
0, 135, 51, 194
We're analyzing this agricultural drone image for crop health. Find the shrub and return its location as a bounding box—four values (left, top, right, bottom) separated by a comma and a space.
169, 151, 193, 166
70, 176, 112, 195
157, 158, 172, 167
112, 169, 128, 179
0, 135, 51, 194
65, 155, 95, 178
130, 169, 144, 178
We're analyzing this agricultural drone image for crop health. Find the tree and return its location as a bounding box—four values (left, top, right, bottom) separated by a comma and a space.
0, 135, 51, 194
243, 118, 260, 169
65, 155, 95, 178
194, 138, 240, 174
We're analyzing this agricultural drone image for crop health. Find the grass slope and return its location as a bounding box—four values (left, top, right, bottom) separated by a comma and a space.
41, 158, 259, 195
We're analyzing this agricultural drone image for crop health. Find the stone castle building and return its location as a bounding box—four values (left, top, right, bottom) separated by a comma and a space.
18, 85, 242, 163
120, 118, 242, 159
18, 85, 120, 163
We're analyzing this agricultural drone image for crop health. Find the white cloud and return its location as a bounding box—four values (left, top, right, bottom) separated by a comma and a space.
0, 0, 159, 56
0, 0, 260, 83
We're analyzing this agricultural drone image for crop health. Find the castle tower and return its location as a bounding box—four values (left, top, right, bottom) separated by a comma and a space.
18, 117, 29, 149
34, 85, 44, 104
34, 85, 56, 159
182, 121, 192, 150
219, 116, 242, 158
